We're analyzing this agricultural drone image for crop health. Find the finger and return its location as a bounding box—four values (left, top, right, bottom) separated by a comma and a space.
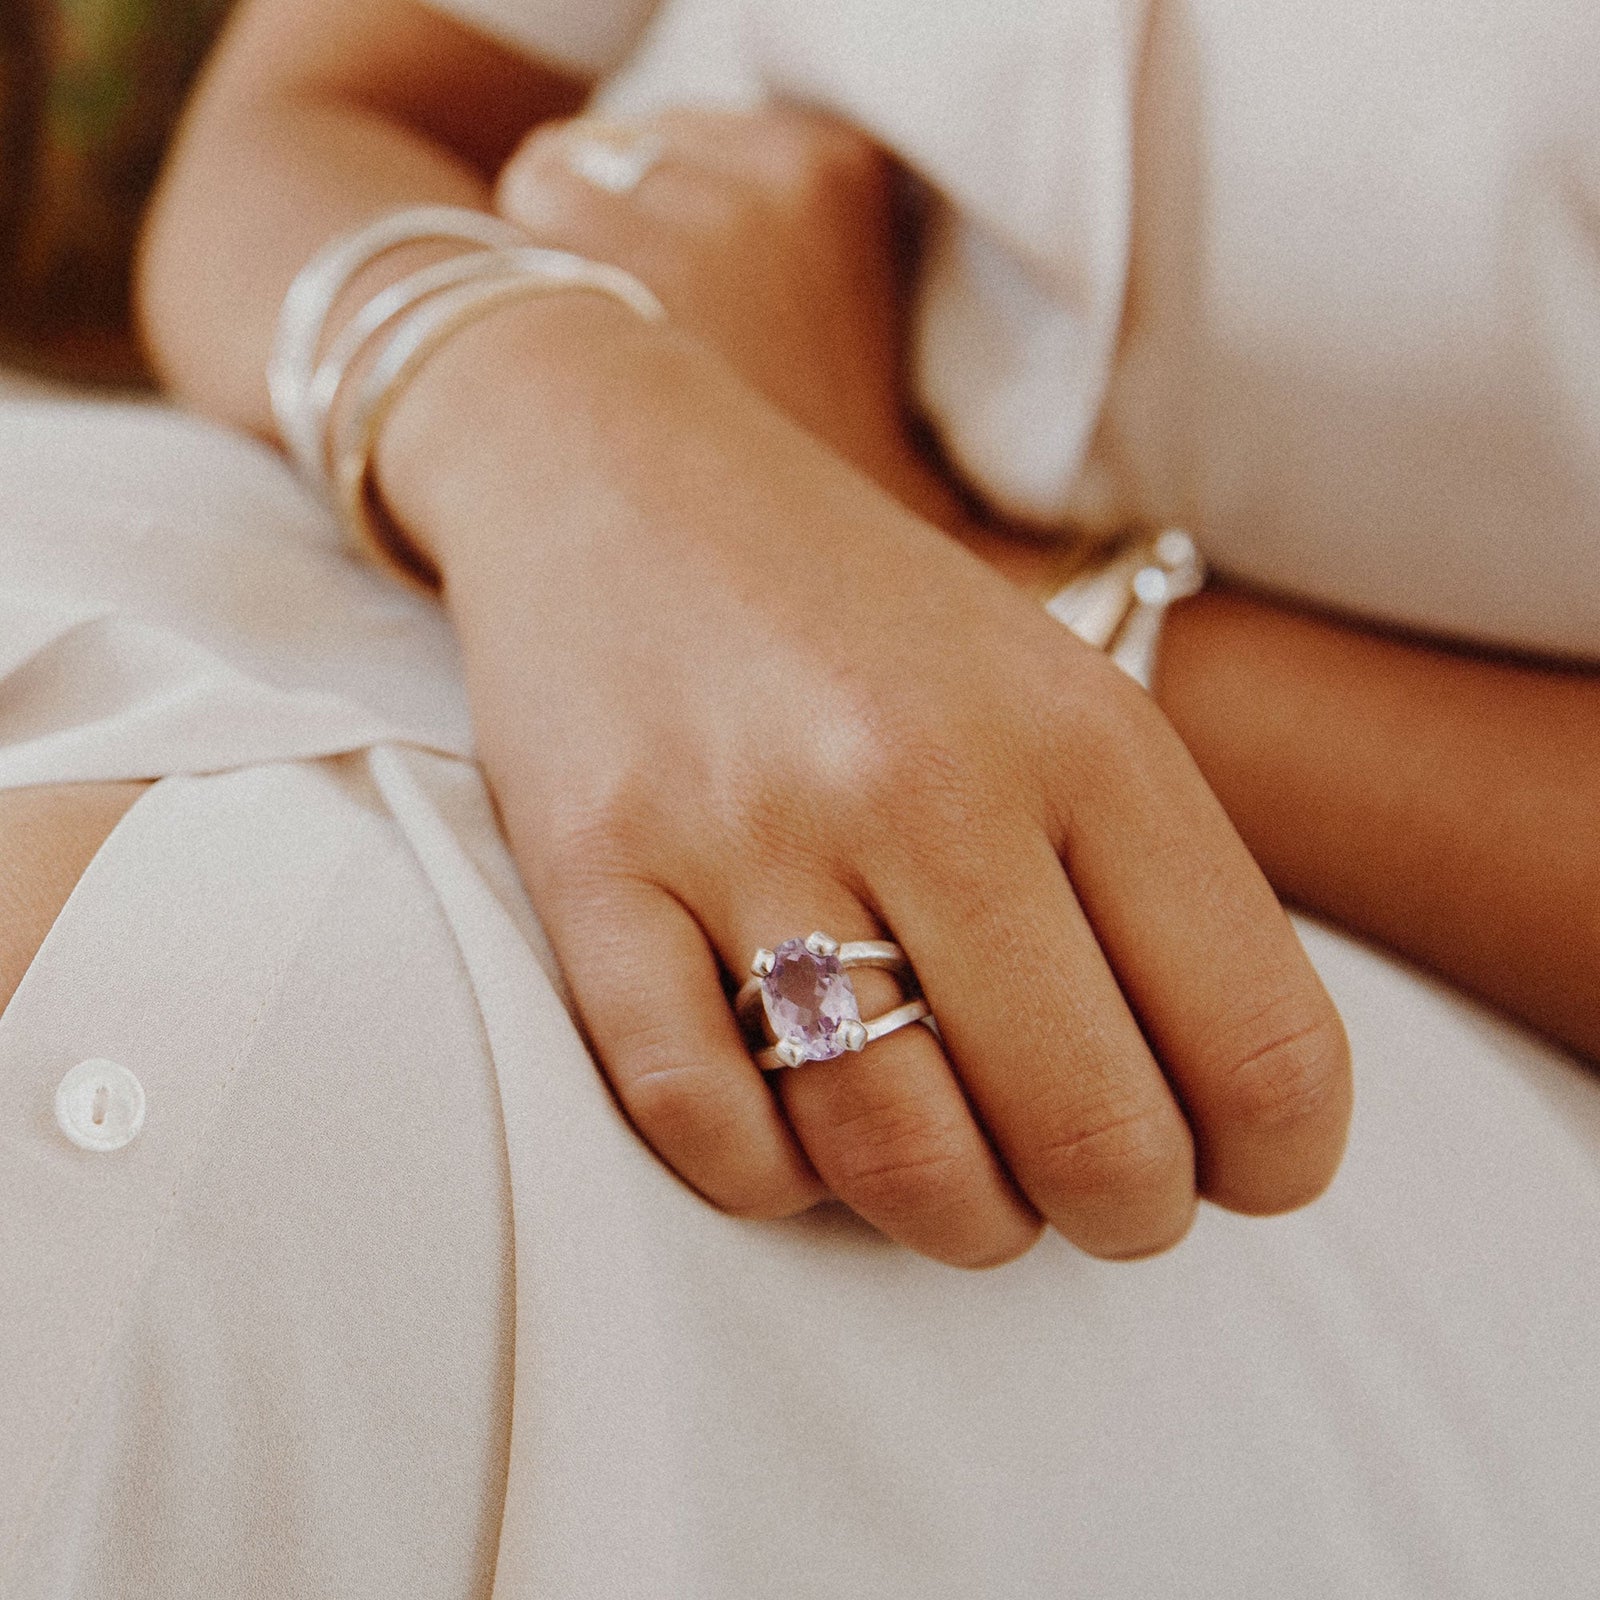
1049, 679, 1353, 1214
542, 872, 826, 1219
645, 105, 889, 197
873, 820, 1199, 1262
494, 117, 729, 252
705, 877, 1042, 1268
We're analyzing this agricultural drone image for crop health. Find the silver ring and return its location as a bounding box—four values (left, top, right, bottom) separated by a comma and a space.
563, 122, 668, 197
736, 931, 934, 1069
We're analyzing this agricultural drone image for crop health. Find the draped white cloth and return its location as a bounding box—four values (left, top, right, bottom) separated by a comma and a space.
2, 395, 1599, 1600
575, 0, 1600, 659
4, 0, 1600, 1589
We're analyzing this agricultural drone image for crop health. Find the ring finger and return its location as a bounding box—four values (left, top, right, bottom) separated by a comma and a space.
708, 873, 1042, 1268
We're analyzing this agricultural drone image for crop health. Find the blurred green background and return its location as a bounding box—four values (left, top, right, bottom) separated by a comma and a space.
0, 0, 233, 381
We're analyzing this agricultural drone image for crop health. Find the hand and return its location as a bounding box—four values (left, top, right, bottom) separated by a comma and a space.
377, 300, 1351, 1268
494, 104, 1002, 548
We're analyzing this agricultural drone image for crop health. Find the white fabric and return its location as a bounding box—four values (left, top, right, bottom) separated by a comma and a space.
427, 0, 659, 73
6, 0, 1600, 1587
2, 390, 1600, 1594
420, 0, 1600, 660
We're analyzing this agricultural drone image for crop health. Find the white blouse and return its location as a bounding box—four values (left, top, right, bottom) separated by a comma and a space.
2, 391, 1599, 1596
5, 2, 1600, 1592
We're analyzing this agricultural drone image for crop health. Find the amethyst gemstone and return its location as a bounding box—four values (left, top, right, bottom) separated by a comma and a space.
760, 938, 861, 1063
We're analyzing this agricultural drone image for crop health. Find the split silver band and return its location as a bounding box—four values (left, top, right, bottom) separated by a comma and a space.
270, 202, 667, 587
269, 205, 526, 490
736, 932, 934, 1070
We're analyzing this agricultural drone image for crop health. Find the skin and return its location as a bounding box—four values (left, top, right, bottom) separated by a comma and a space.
0, 784, 152, 1014
40, 0, 1566, 1267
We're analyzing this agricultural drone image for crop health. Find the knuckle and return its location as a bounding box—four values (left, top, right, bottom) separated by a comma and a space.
803, 124, 880, 184
609, 1012, 710, 1115
825, 711, 1019, 892
498, 123, 555, 181
835, 710, 986, 844
543, 789, 657, 880
694, 173, 766, 237
765, 118, 881, 202
1027, 1099, 1186, 1214
621, 1050, 781, 1211
826, 1103, 979, 1219
622, 1051, 718, 1133
496, 131, 590, 217
1213, 1001, 1352, 1139
868, 740, 964, 823
1038, 664, 1159, 814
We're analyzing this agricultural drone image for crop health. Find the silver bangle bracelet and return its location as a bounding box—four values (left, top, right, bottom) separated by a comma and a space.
327, 253, 666, 587
302, 246, 618, 501
269, 205, 527, 487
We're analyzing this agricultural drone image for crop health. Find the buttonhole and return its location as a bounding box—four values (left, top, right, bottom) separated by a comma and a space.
92, 1084, 108, 1127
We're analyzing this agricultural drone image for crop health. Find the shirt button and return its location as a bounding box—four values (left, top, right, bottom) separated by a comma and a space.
55, 1059, 146, 1152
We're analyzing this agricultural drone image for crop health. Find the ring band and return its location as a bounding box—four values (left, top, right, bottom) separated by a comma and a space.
563, 122, 667, 196
736, 931, 935, 1069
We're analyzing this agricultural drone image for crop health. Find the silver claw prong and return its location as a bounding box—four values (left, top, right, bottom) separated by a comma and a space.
840, 1020, 868, 1052
751, 948, 776, 978
774, 1038, 806, 1069
805, 931, 840, 958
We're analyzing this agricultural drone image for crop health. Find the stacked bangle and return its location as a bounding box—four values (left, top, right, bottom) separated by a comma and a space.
328, 254, 665, 587
269, 204, 666, 587
269, 206, 528, 489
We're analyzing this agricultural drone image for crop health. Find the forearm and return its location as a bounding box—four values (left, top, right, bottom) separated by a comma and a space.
1156, 587, 1600, 1060
137, 0, 582, 434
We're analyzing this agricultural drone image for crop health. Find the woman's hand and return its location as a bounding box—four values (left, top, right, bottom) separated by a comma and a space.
493, 104, 1061, 574
376, 297, 1350, 1267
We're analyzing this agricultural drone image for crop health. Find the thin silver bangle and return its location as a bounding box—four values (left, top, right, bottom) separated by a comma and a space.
269, 205, 527, 487
302, 246, 614, 501
328, 256, 666, 588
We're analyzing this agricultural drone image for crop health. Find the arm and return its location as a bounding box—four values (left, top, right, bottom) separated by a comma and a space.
137, 2, 1350, 1269
1156, 590, 1600, 1061
138, 0, 586, 430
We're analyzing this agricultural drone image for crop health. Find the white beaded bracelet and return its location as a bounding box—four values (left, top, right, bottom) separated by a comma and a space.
269, 205, 527, 487
327, 252, 666, 588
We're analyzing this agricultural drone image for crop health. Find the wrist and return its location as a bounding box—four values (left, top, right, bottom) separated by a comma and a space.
372, 286, 703, 582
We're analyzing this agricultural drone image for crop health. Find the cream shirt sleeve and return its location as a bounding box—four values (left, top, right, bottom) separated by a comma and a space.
418, 0, 660, 75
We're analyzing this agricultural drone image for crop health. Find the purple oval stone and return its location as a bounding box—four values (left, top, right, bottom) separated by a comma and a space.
760, 938, 861, 1063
